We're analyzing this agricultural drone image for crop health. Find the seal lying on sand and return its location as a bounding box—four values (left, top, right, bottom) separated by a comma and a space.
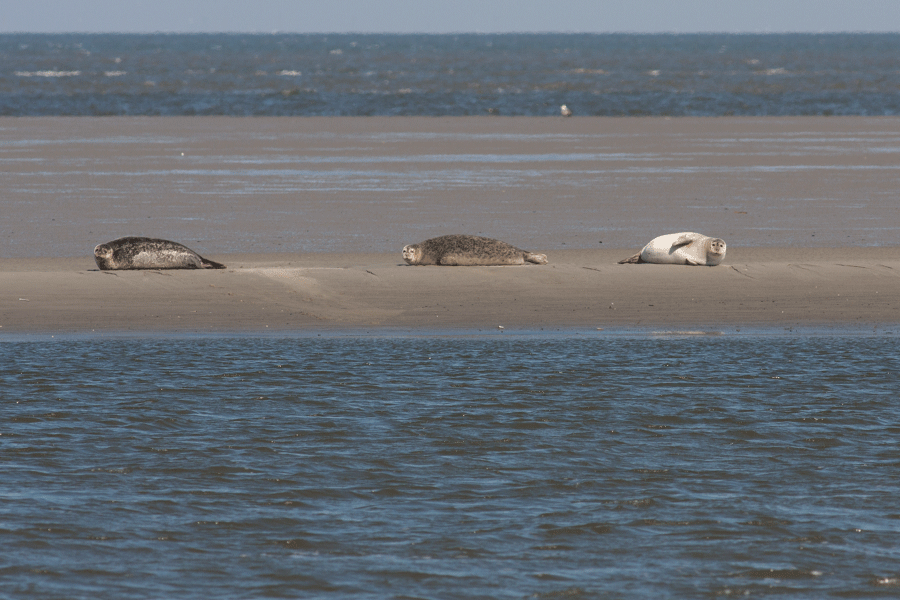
94, 237, 226, 270
402, 234, 548, 266
618, 232, 726, 266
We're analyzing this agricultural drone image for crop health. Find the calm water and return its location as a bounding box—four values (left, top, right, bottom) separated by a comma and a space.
3, 33, 900, 116
3, 333, 900, 598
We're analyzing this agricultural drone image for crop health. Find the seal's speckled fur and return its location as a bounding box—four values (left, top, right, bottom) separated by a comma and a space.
402, 234, 548, 266
94, 237, 226, 270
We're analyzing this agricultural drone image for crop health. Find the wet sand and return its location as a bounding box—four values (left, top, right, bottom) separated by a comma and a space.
2, 117, 899, 334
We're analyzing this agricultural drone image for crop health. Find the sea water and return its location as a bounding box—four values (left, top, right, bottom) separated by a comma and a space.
3, 33, 900, 116
2, 333, 899, 598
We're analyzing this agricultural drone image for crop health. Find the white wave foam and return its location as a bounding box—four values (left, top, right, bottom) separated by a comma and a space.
15, 70, 81, 77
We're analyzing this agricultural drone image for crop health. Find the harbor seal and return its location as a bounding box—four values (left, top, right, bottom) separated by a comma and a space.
618, 232, 726, 266
560, 104, 573, 117
402, 234, 548, 266
93, 237, 226, 270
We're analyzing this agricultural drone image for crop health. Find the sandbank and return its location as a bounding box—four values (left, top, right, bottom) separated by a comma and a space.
2, 116, 899, 335
3, 247, 899, 335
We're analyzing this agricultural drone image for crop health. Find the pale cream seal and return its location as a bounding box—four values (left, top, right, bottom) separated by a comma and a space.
618, 232, 726, 266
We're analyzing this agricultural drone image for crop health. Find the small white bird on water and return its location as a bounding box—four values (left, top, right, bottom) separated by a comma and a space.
560, 104, 573, 117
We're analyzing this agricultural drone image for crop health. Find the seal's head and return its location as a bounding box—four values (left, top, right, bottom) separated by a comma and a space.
94, 243, 114, 270
402, 244, 421, 265
705, 238, 726, 265
708, 238, 726, 257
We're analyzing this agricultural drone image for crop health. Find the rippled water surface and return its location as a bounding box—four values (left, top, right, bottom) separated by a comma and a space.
3, 33, 900, 116
2, 334, 899, 598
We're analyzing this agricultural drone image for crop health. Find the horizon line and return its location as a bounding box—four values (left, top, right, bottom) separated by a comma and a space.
2, 29, 899, 35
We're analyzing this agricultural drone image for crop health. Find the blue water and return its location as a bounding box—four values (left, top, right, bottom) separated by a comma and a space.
3, 33, 900, 116
3, 333, 899, 598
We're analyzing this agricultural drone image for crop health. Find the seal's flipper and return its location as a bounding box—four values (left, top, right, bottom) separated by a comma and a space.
200, 257, 226, 269
617, 253, 644, 264
671, 233, 700, 248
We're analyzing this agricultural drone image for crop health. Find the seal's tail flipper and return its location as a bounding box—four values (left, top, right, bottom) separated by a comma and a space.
200, 257, 227, 269
617, 253, 643, 264
525, 252, 548, 265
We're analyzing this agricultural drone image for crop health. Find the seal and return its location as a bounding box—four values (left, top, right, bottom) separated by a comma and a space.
402, 234, 548, 266
618, 232, 726, 266
560, 104, 573, 117
93, 237, 226, 270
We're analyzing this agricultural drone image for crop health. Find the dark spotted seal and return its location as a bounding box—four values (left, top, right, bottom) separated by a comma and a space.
93, 237, 226, 270
618, 232, 726, 266
402, 234, 548, 266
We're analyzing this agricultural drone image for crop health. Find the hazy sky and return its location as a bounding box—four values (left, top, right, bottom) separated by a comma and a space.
4, 0, 900, 33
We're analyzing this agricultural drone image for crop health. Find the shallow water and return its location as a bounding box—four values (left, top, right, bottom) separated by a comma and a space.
3, 334, 899, 598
